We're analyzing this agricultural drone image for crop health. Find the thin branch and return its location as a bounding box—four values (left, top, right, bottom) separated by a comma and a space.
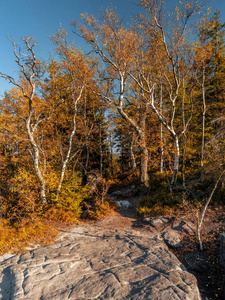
198, 170, 225, 250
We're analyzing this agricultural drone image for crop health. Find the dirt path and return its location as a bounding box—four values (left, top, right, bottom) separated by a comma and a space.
92, 197, 144, 229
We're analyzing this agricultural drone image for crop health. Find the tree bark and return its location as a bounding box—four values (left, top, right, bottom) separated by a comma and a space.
110, 133, 114, 175
99, 118, 103, 177
25, 102, 47, 207
139, 107, 148, 183
160, 84, 164, 173
200, 65, 206, 176
182, 79, 187, 188
117, 73, 149, 183
130, 133, 136, 172
171, 134, 180, 186
56, 86, 84, 198
139, 134, 149, 182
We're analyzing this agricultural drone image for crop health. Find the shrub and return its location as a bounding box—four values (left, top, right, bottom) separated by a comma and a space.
108, 169, 139, 192
0, 166, 40, 223
48, 172, 89, 222
137, 172, 181, 217
82, 176, 115, 219
0, 218, 58, 255
83, 199, 114, 220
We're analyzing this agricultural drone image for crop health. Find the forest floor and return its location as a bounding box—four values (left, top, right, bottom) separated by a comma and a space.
87, 196, 225, 300
170, 207, 225, 300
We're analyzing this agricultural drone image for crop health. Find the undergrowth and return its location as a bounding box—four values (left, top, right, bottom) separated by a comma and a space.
82, 177, 115, 219
108, 169, 139, 192
2, 169, 225, 256
136, 170, 225, 218
0, 173, 115, 255
0, 218, 59, 255
136, 172, 182, 217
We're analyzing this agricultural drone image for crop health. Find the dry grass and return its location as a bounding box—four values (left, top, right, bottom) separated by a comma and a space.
0, 218, 70, 255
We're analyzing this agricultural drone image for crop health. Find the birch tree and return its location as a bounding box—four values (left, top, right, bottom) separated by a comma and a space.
194, 11, 212, 176
134, 0, 200, 185
0, 37, 48, 207
48, 29, 98, 195
78, 10, 149, 182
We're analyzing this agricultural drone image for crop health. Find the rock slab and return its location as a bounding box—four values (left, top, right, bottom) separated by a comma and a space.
0, 226, 201, 299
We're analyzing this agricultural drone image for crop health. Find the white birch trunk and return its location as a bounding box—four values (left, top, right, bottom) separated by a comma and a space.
200, 66, 206, 174
182, 79, 186, 187
130, 135, 136, 172
160, 84, 164, 173
171, 134, 180, 186
56, 86, 84, 198
26, 109, 47, 206
149, 91, 180, 186
25, 81, 47, 207
117, 73, 149, 183
99, 118, 103, 177
110, 133, 114, 175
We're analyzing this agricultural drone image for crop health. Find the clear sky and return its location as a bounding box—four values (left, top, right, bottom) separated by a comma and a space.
0, 0, 225, 95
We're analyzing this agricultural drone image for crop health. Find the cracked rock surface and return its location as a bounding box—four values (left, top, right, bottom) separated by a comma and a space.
0, 225, 201, 299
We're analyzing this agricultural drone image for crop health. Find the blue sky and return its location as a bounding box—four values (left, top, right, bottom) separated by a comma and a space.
0, 0, 225, 95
